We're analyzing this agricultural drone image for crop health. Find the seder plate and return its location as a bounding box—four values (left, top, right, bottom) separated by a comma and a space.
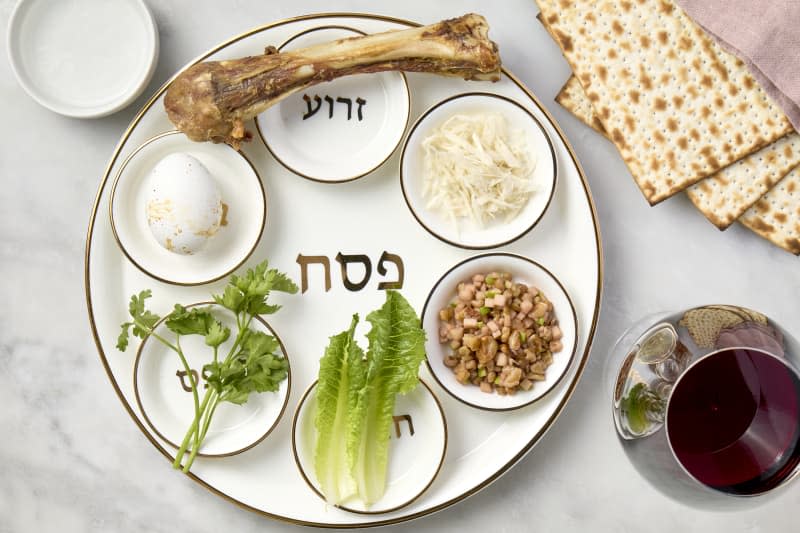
84, 13, 603, 527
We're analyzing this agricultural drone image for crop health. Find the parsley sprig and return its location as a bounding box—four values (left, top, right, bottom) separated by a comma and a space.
118, 260, 297, 472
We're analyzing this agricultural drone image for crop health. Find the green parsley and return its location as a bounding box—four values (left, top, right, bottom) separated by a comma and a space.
117, 260, 297, 472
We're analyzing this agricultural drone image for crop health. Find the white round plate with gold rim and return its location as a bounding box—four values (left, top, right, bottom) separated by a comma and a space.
85, 14, 602, 528
110, 131, 267, 286
421, 253, 578, 411
256, 26, 410, 183
134, 303, 291, 458
7, 0, 158, 118
292, 380, 447, 514
400, 92, 557, 249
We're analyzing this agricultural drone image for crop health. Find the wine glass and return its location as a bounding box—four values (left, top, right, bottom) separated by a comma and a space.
605, 305, 800, 509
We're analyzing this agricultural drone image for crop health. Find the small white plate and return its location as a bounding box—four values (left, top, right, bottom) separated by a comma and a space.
110, 131, 266, 286
134, 303, 291, 457
421, 253, 577, 411
256, 26, 411, 183
400, 92, 557, 249
292, 379, 446, 514
7, 0, 158, 118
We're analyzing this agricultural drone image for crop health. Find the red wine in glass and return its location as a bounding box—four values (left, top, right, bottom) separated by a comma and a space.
666, 348, 800, 495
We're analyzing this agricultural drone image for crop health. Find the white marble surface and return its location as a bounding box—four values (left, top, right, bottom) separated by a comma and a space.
1, 0, 798, 531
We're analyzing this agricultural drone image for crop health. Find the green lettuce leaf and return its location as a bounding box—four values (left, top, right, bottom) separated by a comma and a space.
354, 290, 427, 506
314, 315, 366, 504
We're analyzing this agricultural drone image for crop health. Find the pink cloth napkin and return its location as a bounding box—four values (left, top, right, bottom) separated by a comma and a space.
677, 0, 800, 132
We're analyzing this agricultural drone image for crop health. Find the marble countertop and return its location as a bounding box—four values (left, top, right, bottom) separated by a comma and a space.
1, 0, 797, 531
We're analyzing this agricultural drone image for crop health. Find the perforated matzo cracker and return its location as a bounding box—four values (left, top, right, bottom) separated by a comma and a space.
740, 166, 800, 254
536, 0, 793, 204
555, 75, 800, 229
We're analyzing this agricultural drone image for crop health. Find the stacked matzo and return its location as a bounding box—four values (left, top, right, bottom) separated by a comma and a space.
557, 75, 800, 233
536, 0, 800, 253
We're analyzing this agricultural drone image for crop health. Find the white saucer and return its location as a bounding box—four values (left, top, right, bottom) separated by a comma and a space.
292, 379, 446, 514
110, 131, 266, 286
400, 93, 557, 249
421, 253, 577, 411
7, 0, 158, 118
134, 303, 291, 457
256, 26, 411, 182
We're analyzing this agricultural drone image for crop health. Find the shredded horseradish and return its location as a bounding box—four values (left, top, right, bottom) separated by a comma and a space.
421, 112, 537, 229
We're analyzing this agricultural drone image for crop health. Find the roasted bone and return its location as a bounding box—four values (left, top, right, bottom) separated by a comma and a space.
164, 14, 502, 148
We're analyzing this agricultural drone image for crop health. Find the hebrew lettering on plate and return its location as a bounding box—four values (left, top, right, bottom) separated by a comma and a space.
300, 94, 367, 121
302, 94, 321, 120
391, 414, 415, 438
335, 252, 372, 291
298, 251, 404, 292
176, 369, 198, 392
376, 251, 404, 290
296, 254, 332, 294
336, 97, 353, 120
356, 97, 367, 121
176, 369, 209, 391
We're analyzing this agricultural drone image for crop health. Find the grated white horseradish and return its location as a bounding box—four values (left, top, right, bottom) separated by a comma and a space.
421, 112, 537, 229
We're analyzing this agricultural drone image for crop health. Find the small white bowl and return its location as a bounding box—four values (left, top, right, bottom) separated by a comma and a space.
256, 26, 410, 183
400, 93, 557, 249
110, 131, 266, 286
7, 0, 158, 118
134, 303, 291, 457
421, 253, 577, 411
292, 379, 446, 514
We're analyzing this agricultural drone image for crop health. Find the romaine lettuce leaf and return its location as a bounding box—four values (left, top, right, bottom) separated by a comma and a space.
354, 291, 427, 505
314, 315, 366, 504
314, 291, 426, 507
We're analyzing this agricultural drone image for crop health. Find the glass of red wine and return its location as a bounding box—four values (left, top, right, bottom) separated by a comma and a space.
607, 305, 800, 507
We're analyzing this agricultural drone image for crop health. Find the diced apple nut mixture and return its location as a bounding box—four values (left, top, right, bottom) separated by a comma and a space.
438, 271, 563, 395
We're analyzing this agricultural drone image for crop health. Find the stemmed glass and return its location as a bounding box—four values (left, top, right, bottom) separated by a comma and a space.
605, 305, 800, 508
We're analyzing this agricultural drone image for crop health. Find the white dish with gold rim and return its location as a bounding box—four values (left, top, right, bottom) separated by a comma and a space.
7, 0, 158, 118
400, 92, 557, 250
421, 253, 578, 411
134, 303, 291, 457
256, 26, 410, 183
85, 14, 602, 528
292, 380, 446, 514
110, 131, 266, 286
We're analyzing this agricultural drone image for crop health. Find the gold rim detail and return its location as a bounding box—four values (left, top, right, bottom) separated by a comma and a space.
108, 130, 268, 286
290, 378, 447, 514
420, 252, 579, 411
84, 12, 605, 528
132, 302, 292, 458
254, 25, 412, 184
399, 92, 558, 250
